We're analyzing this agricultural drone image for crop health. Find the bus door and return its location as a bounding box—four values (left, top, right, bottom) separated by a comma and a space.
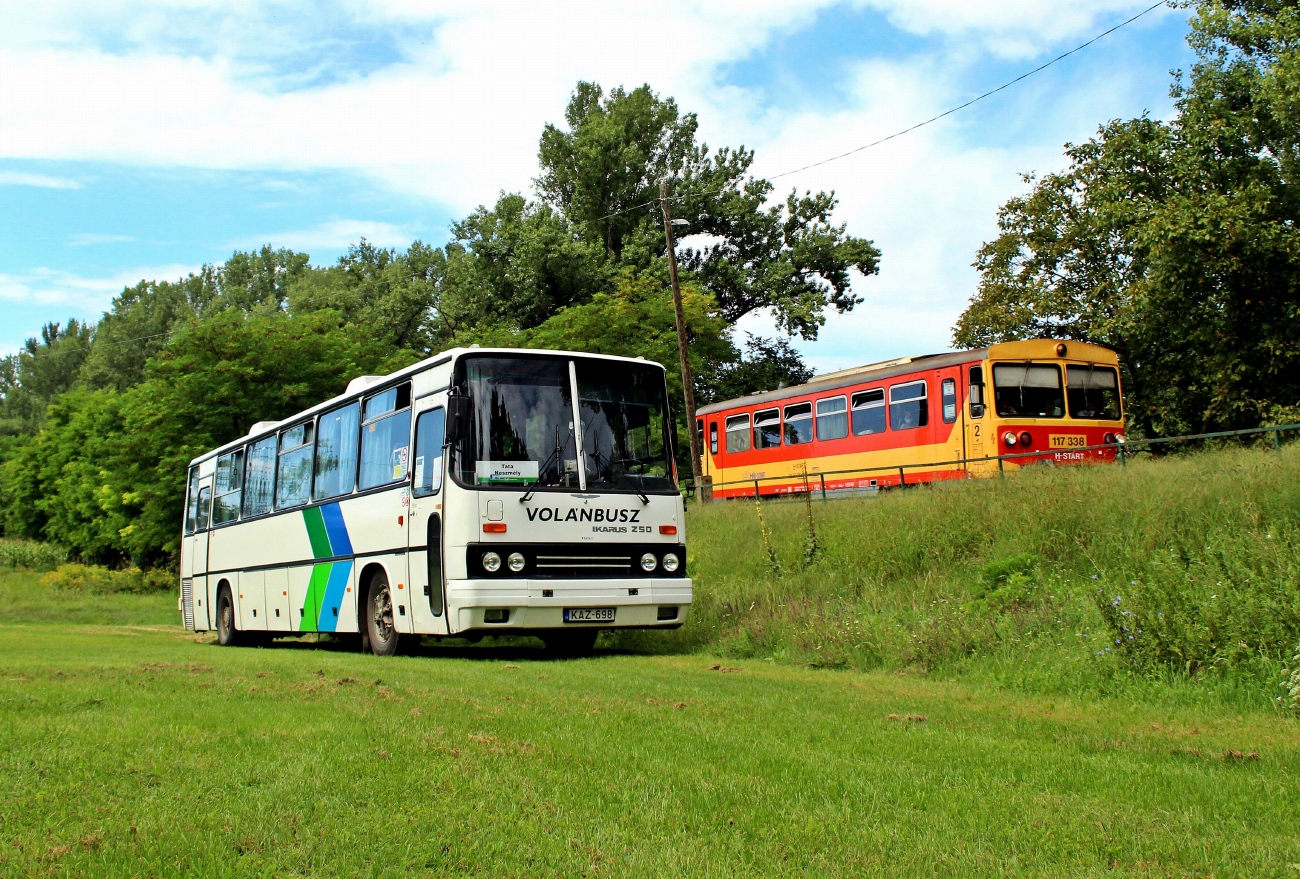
407, 397, 449, 636
186, 473, 213, 629
964, 364, 996, 477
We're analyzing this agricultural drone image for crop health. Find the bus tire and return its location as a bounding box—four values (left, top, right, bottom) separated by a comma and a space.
215, 585, 243, 647
544, 629, 598, 657
363, 571, 400, 657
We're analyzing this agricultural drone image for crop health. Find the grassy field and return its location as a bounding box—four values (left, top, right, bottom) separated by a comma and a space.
616, 443, 1300, 708
3, 445, 1300, 876
2, 618, 1298, 878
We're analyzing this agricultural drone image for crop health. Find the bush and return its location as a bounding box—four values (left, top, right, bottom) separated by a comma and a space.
0, 539, 68, 570
40, 564, 174, 595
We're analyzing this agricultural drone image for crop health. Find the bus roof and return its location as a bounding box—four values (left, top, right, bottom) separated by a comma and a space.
188, 346, 667, 467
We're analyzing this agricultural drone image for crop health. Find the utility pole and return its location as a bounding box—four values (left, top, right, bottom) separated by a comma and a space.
660, 178, 706, 504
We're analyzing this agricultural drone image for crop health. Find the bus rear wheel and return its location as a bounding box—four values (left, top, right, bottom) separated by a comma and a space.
215, 585, 244, 647
362, 572, 400, 657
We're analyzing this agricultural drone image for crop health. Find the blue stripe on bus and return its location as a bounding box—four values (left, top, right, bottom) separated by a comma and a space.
320, 503, 354, 556
316, 560, 353, 632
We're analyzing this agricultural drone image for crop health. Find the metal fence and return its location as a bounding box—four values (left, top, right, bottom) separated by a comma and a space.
684, 422, 1300, 502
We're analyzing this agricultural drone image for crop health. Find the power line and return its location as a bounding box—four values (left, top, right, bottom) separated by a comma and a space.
764, 1, 1167, 181
16, 2, 1167, 363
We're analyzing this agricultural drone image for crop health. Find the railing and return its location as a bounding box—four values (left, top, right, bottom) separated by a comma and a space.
682, 422, 1300, 501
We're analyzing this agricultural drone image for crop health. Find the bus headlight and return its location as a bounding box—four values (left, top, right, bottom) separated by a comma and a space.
640, 553, 658, 572
1003, 431, 1018, 446
481, 551, 501, 573
662, 553, 680, 573
1104, 432, 1117, 445
507, 552, 525, 573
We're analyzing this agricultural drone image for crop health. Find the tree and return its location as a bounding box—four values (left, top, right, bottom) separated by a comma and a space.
0, 320, 94, 434
700, 335, 816, 405
955, 1, 1300, 435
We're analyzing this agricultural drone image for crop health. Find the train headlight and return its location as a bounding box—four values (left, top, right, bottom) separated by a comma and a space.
1104, 432, 1117, 445
1019, 431, 1032, 447
662, 553, 680, 573
1115, 433, 1126, 444
481, 551, 501, 573
507, 552, 525, 573
640, 552, 658, 573
1003, 431, 1018, 446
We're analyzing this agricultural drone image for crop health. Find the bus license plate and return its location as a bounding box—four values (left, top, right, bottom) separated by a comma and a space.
1049, 434, 1087, 449
564, 607, 615, 623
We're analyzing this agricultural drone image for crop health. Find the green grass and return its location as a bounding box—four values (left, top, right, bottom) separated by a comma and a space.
2, 621, 1298, 877
3, 446, 1300, 874
609, 443, 1300, 708
0, 570, 177, 627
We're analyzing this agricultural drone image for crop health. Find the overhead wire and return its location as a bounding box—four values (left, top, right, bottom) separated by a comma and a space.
20, 1, 1166, 363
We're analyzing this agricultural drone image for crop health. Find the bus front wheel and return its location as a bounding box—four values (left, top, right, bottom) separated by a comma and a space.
362, 572, 400, 657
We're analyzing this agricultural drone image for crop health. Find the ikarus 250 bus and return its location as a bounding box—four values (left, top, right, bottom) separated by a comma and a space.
179, 348, 692, 655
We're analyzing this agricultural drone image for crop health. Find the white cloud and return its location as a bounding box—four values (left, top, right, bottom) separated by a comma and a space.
235, 219, 411, 252
68, 233, 135, 246
0, 170, 81, 188
0, 0, 1184, 365
0, 264, 198, 310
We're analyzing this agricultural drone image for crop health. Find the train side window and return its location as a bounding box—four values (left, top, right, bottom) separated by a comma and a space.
816, 396, 848, 440
941, 378, 957, 424
783, 402, 813, 445
725, 414, 751, 453
851, 388, 886, 436
889, 381, 928, 431
709, 422, 718, 455
753, 408, 781, 450
968, 366, 985, 418
696, 418, 704, 454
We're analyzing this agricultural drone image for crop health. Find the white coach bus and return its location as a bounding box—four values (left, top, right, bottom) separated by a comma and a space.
179, 348, 692, 656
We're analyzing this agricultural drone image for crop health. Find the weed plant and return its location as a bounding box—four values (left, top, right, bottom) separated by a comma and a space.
0, 538, 66, 570
40, 563, 173, 594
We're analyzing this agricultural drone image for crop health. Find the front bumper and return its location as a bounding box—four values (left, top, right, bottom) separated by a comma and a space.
448, 577, 693, 632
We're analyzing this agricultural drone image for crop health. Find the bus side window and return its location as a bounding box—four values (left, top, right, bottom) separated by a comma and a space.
213, 450, 245, 525
709, 422, 718, 455
413, 408, 446, 497
696, 418, 704, 454
184, 466, 200, 535
276, 422, 314, 509
360, 383, 413, 490
242, 436, 276, 518
195, 486, 212, 531
968, 366, 985, 418
941, 378, 957, 424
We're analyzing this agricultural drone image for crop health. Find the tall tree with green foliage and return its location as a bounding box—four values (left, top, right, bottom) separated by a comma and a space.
955, 0, 1300, 436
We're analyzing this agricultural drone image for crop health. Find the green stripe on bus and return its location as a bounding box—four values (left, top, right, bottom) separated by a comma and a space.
300, 563, 331, 632
303, 507, 332, 559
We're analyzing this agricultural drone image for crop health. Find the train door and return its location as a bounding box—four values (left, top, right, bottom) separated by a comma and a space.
964, 364, 996, 476
408, 398, 449, 636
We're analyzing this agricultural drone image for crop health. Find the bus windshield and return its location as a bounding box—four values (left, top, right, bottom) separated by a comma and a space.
455, 355, 676, 493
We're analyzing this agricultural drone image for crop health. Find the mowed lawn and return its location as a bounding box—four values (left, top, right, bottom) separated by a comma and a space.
1, 618, 1298, 877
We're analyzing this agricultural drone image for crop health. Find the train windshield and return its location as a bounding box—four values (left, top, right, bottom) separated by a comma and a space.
1066, 365, 1122, 420
454, 355, 676, 493
993, 363, 1064, 418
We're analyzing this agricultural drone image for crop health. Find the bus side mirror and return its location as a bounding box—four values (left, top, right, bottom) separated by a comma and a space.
445, 395, 471, 444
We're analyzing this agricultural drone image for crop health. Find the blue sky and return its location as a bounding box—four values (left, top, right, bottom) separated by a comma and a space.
0, 1, 1195, 371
